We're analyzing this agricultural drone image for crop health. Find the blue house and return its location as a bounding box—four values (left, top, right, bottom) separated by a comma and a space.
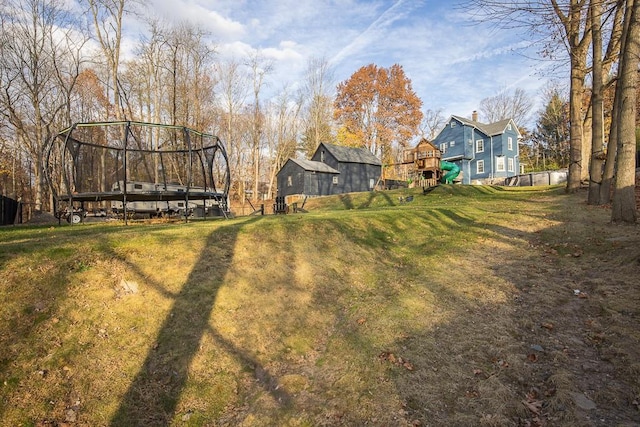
431, 112, 521, 184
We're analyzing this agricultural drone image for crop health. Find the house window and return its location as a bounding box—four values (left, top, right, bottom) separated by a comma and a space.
508, 123, 512, 130
450, 140, 456, 147
321, 150, 325, 162
439, 143, 447, 154
477, 160, 485, 174
332, 176, 338, 184
451, 121, 456, 127
369, 178, 375, 189
508, 137, 513, 150
287, 176, 292, 187
508, 157, 514, 172
476, 139, 484, 153
496, 156, 505, 172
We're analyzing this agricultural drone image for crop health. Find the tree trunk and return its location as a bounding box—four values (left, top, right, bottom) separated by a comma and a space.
611, 0, 639, 223
582, 103, 593, 181
598, 0, 625, 204
599, 104, 618, 203
567, 63, 586, 192
588, 0, 605, 205
564, 0, 591, 193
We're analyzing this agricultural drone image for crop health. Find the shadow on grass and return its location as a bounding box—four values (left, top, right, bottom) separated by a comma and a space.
336, 190, 397, 211
384, 193, 640, 425
110, 218, 290, 425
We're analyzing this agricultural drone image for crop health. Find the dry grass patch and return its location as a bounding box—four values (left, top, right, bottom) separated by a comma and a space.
1, 186, 639, 426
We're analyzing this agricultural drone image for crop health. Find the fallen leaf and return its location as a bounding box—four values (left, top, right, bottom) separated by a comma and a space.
522, 399, 543, 415
541, 322, 554, 330
527, 353, 538, 363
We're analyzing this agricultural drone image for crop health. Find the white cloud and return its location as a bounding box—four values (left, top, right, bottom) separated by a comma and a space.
128, 0, 552, 119
147, 0, 245, 40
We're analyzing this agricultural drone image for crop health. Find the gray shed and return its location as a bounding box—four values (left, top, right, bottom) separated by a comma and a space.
276, 158, 340, 198
277, 143, 382, 198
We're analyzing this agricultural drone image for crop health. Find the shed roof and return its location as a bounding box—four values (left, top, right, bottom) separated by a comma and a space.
289, 158, 340, 174
319, 143, 382, 166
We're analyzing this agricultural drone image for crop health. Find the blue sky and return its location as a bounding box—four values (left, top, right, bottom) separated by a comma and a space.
137, 0, 555, 126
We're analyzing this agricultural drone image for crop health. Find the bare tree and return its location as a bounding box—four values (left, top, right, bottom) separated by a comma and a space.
300, 56, 335, 157
0, 0, 88, 211
88, 0, 142, 120
588, 0, 606, 204
264, 86, 303, 199
611, 0, 639, 223
478, 87, 534, 127
420, 108, 445, 140
462, 0, 591, 192
153, 22, 216, 128
246, 51, 273, 203
215, 58, 249, 200
596, 0, 626, 204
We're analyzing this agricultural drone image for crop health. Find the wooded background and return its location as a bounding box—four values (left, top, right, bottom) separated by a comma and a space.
0, 0, 638, 223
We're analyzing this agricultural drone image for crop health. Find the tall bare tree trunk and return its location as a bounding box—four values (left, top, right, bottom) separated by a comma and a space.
598, 0, 625, 204
599, 111, 617, 203
588, 0, 605, 204
550, 0, 591, 193
612, 0, 639, 223
89, 0, 125, 120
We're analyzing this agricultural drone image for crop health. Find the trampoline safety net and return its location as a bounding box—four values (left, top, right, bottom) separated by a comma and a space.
45, 121, 231, 221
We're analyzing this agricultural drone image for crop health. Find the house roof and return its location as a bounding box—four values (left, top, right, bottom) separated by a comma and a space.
451, 115, 521, 138
289, 158, 340, 174
319, 143, 382, 166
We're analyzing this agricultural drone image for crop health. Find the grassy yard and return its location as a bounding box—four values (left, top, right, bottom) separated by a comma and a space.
1, 185, 639, 426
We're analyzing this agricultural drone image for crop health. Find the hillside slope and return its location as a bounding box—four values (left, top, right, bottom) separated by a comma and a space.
1, 186, 639, 426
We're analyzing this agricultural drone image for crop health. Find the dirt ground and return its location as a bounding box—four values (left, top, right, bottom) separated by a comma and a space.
494, 189, 640, 426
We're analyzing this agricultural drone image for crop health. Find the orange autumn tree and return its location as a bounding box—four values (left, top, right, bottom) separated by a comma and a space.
334, 64, 423, 167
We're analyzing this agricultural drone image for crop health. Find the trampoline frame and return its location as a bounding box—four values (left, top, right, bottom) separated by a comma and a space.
45, 121, 231, 223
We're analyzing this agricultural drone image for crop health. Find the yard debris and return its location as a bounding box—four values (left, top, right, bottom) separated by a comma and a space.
378, 351, 414, 370
522, 397, 543, 415
119, 279, 139, 294
65, 408, 77, 422
573, 289, 588, 298
540, 322, 554, 330
499, 360, 509, 368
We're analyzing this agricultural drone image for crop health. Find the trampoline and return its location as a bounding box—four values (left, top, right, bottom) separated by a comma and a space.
45, 121, 231, 223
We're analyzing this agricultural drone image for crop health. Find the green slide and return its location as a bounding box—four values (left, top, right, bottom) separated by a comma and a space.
441, 161, 460, 184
